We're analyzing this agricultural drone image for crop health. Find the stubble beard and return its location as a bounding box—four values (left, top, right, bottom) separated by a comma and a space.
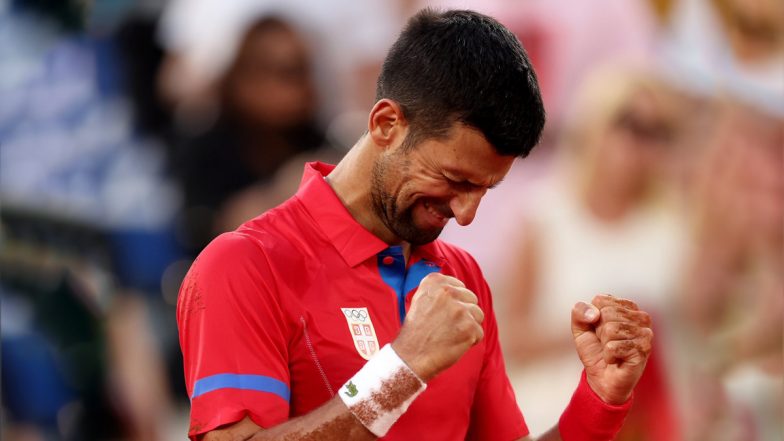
370, 156, 443, 246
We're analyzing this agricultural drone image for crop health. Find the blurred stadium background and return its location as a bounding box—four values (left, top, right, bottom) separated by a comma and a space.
0, 0, 781, 440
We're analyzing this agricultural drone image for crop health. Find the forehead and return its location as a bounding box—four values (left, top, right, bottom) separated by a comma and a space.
414, 124, 516, 185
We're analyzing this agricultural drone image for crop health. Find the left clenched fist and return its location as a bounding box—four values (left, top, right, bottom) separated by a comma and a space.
571, 294, 654, 404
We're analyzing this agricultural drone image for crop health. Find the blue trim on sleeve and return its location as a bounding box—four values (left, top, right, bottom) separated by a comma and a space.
191, 374, 290, 402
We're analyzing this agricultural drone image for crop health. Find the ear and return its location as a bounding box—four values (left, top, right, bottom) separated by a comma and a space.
368, 99, 408, 150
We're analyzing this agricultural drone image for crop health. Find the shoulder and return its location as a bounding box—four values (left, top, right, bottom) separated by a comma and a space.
180, 231, 276, 307
177, 227, 296, 332
235, 194, 318, 246
179, 198, 307, 303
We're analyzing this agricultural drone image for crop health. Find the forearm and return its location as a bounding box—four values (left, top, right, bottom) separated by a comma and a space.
207, 344, 425, 441
249, 397, 375, 441
202, 399, 373, 441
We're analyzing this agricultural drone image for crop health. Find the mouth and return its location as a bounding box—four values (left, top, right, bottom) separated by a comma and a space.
421, 200, 450, 229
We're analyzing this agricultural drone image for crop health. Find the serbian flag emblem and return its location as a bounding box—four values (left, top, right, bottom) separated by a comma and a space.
341, 307, 380, 360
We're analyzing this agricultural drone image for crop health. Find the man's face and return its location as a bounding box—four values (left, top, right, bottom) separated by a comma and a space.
370, 124, 515, 245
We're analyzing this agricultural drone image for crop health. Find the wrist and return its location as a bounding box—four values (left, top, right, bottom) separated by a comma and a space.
339, 344, 427, 437
391, 339, 434, 382
559, 370, 633, 441
584, 374, 632, 405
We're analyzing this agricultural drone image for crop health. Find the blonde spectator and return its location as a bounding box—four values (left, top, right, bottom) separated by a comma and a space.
500, 67, 690, 439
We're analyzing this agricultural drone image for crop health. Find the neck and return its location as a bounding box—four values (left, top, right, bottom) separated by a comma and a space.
326, 135, 410, 256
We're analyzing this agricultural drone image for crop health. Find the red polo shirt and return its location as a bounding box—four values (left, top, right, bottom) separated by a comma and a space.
177, 162, 528, 440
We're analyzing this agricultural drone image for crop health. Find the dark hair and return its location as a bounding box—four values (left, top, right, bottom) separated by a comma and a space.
376, 8, 545, 157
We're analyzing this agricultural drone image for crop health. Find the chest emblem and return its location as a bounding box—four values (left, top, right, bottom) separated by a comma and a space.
340, 307, 379, 360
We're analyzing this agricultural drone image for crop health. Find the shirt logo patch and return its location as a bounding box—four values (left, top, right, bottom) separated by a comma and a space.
341, 307, 379, 360
344, 381, 358, 397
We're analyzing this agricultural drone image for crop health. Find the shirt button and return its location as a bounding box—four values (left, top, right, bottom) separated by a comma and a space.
382, 256, 395, 265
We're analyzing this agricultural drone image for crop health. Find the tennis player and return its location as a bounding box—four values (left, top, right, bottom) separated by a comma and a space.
178, 8, 653, 441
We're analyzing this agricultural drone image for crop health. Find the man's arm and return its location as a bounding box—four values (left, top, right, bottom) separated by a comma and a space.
202, 400, 373, 441
201, 273, 485, 441
516, 295, 654, 441
195, 274, 650, 441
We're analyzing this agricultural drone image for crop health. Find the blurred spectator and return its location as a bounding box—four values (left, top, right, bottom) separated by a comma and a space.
3, 0, 781, 439
114, 12, 176, 156
1, 1, 179, 439
662, 0, 784, 115
498, 67, 690, 438
677, 100, 783, 441
171, 15, 339, 255
659, 2, 783, 436
157, 0, 403, 145
422, 0, 659, 131
436, 0, 662, 295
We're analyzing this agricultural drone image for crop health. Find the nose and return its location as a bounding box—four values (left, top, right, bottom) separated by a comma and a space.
449, 190, 485, 226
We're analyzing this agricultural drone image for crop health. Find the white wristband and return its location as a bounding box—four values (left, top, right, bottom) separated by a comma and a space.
339, 344, 427, 437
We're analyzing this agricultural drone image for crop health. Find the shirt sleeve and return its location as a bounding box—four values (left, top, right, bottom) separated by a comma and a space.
466, 277, 529, 441
177, 232, 290, 439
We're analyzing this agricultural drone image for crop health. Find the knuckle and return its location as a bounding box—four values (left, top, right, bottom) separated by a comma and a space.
623, 298, 639, 310
422, 272, 445, 285
475, 324, 485, 341
426, 272, 445, 280
437, 285, 457, 300
475, 306, 485, 323
451, 304, 466, 320
457, 318, 474, 336
466, 304, 483, 323
638, 332, 654, 353
449, 276, 467, 288
611, 340, 634, 352
638, 311, 652, 327
442, 285, 457, 296
607, 322, 634, 339
610, 306, 631, 321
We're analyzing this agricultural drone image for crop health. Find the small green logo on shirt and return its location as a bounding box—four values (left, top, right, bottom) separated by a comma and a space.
344, 381, 358, 398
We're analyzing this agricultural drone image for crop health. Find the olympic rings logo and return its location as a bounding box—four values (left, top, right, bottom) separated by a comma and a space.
343, 308, 368, 322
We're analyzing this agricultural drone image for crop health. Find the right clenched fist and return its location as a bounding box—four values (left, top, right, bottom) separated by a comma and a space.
392, 273, 484, 382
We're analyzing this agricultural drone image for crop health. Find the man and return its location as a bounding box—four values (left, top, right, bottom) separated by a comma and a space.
178, 9, 654, 441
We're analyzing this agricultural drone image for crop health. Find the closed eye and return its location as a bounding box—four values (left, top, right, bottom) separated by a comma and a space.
443, 172, 503, 191
445, 177, 491, 192
445, 177, 475, 190
487, 180, 502, 190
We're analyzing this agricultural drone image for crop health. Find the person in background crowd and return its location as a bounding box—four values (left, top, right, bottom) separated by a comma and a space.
157, 0, 404, 148
429, 0, 661, 300
173, 15, 333, 255
678, 100, 783, 441
177, 9, 655, 441
0, 1, 179, 440
663, 0, 783, 110
499, 67, 689, 439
